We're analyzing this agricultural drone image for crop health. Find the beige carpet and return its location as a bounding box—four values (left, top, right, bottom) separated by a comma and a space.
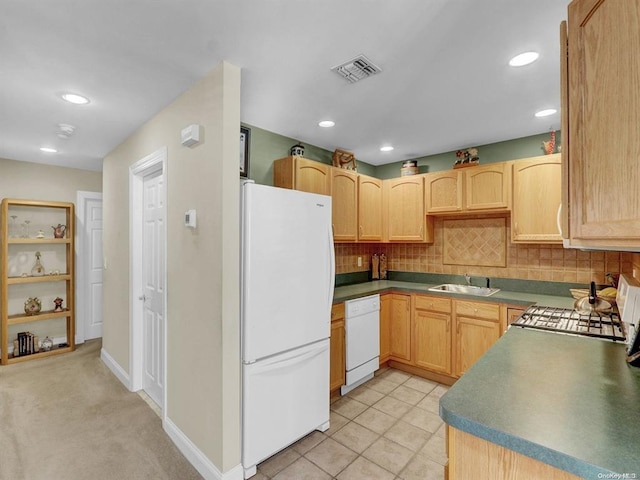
0, 339, 203, 480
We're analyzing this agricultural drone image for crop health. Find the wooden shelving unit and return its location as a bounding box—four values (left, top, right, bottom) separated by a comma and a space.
1, 199, 75, 365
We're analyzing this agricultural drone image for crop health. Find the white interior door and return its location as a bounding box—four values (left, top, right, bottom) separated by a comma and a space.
76, 191, 103, 343
142, 169, 165, 407
84, 195, 103, 340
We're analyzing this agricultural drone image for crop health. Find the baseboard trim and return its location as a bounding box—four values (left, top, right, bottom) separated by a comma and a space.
163, 417, 243, 480
100, 347, 132, 390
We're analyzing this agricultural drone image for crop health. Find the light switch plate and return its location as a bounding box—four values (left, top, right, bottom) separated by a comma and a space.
185, 209, 197, 228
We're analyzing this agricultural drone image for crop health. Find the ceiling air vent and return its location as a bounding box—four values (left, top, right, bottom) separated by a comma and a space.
331, 55, 382, 83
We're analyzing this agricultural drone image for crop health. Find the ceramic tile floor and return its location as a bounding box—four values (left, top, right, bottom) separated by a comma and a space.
254, 368, 448, 480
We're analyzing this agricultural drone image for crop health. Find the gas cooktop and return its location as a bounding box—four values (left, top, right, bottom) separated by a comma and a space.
511, 305, 627, 342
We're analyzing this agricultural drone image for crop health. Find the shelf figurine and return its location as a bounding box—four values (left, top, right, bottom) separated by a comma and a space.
24, 297, 41, 315
52, 224, 66, 238
53, 297, 64, 312
31, 251, 45, 276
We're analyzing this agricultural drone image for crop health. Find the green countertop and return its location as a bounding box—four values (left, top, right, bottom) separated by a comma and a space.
334, 280, 576, 309
440, 328, 640, 479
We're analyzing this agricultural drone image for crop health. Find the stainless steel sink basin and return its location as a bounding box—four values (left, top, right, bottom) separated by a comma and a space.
427, 284, 500, 297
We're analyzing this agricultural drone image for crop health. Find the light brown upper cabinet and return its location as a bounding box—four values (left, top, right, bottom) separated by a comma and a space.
425, 171, 463, 214
512, 154, 562, 243
331, 169, 358, 241
425, 163, 510, 215
358, 174, 383, 241
561, 0, 640, 249
384, 176, 434, 242
273, 156, 331, 196
465, 163, 510, 212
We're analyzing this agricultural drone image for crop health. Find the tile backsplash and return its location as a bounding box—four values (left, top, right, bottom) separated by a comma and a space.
335, 218, 640, 284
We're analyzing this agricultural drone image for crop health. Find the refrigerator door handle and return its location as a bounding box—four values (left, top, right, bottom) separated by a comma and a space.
250, 342, 328, 375
327, 225, 336, 309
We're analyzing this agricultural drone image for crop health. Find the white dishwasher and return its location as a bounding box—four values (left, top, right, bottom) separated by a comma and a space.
341, 294, 380, 395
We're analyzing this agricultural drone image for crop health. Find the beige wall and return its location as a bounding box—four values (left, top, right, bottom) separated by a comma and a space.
0, 157, 102, 201
102, 62, 240, 472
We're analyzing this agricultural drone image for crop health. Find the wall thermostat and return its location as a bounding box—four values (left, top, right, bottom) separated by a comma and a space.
181, 124, 201, 147
185, 209, 197, 228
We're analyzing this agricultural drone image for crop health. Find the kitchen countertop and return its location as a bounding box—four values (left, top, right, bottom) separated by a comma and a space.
440, 328, 640, 478
334, 280, 576, 309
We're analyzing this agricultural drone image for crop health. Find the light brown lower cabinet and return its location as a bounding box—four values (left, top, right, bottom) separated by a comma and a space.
330, 303, 345, 394
447, 427, 581, 480
337, 292, 509, 390
389, 294, 412, 363
413, 296, 452, 375
379, 294, 392, 364
454, 300, 501, 377
506, 306, 526, 326
385, 294, 504, 383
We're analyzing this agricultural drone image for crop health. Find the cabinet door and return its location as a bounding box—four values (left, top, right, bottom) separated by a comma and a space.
465, 163, 510, 211
425, 171, 463, 214
414, 308, 452, 374
331, 169, 358, 241
512, 155, 562, 243
358, 175, 383, 241
506, 307, 526, 326
389, 294, 411, 363
379, 294, 391, 364
386, 176, 426, 241
330, 303, 345, 392
565, 0, 640, 247
295, 157, 332, 196
455, 316, 500, 376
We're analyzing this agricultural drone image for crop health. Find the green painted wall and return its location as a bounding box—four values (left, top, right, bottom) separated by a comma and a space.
242, 123, 560, 184
241, 124, 375, 185
374, 131, 562, 179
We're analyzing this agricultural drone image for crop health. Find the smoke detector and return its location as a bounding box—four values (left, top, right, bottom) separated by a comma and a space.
57, 123, 76, 139
331, 55, 382, 83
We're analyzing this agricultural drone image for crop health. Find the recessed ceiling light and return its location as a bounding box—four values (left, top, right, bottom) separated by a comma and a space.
318, 120, 335, 128
380, 145, 394, 152
535, 108, 557, 117
40, 147, 58, 153
509, 51, 539, 67
61, 93, 90, 105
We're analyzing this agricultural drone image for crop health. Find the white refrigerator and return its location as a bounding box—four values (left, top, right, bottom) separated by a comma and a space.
240, 181, 335, 479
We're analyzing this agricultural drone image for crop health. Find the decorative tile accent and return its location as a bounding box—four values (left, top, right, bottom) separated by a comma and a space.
443, 217, 506, 267
334, 218, 634, 285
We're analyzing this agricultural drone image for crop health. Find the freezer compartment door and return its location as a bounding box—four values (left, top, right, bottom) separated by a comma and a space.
242, 183, 334, 362
242, 339, 330, 471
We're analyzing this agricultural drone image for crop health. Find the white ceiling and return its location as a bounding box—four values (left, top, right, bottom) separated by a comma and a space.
1, 0, 569, 172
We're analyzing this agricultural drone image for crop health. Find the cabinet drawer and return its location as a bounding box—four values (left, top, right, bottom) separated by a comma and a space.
456, 300, 500, 321
331, 303, 345, 322
414, 295, 452, 314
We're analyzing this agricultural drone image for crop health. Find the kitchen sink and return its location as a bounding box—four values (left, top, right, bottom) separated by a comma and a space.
427, 284, 500, 297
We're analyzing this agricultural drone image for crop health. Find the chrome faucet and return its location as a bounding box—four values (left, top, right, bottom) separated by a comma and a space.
464, 273, 471, 286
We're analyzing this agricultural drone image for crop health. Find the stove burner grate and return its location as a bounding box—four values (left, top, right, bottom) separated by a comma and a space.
512, 305, 626, 342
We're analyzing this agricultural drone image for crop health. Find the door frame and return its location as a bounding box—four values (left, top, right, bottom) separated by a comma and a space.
75, 190, 103, 344
129, 147, 167, 413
